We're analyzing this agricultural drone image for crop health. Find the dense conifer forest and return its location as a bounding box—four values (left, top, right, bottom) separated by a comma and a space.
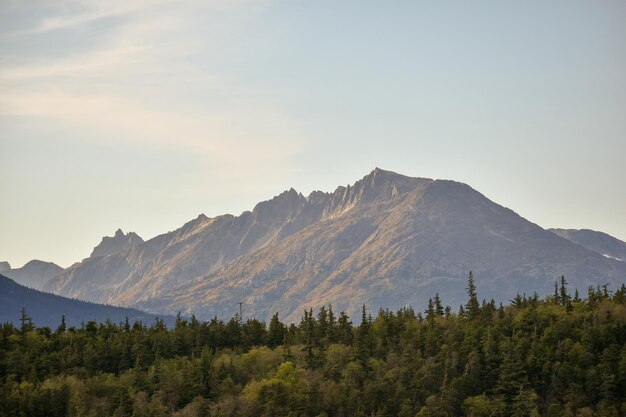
1, 274, 625, 417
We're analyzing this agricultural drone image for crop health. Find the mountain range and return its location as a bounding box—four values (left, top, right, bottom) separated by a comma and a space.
7, 168, 619, 322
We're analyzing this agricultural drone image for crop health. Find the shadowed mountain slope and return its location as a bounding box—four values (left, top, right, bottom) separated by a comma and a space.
0, 275, 173, 328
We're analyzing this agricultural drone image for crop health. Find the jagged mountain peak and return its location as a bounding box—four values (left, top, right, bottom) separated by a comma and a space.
91, 229, 144, 258
252, 187, 307, 219
319, 168, 432, 215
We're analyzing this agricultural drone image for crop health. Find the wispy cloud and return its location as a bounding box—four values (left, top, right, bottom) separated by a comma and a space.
1, 90, 300, 166
0, 0, 300, 175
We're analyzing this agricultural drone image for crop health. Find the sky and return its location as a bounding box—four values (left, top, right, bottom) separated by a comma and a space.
1, 0, 625, 268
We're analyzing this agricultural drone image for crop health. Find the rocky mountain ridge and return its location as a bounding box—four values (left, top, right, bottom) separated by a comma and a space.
40, 169, 626, 321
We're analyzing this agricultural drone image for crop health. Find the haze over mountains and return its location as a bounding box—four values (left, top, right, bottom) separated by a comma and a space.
13, 168, 620, 323
2, 260, 64, 290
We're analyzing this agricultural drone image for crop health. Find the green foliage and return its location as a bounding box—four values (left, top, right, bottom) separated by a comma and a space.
1, 280, 626, 416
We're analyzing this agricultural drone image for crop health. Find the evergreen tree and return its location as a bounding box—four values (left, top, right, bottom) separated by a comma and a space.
55, 315, 66, 335
327, 304, 338, 343
434, 293, 444, 317
511, 386, 539, 417
559, 276, 569, 305
337, 311, 353, 345
19, 306, 33, 334
426, 298, 435, 321
1, 285, 624, 417
268, 312, 285, 348
465, 271, 480, 319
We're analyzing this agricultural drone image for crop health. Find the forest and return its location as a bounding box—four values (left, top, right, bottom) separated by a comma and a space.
1, 274, 625, 417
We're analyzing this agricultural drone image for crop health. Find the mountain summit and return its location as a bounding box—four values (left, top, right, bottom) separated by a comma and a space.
90, 229, 144, 258
43, 169, 626, 321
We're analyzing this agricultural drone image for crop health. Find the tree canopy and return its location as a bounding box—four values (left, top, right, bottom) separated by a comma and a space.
1, 276, 625, 417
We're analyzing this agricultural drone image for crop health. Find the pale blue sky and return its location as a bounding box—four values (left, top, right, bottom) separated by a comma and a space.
1, 0, 625, 267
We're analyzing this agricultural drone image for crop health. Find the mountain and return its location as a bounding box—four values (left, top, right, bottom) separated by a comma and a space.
2, 260, 64, 290
43, 168, 626, 321
0, 261, 10, 273
90, 228, 144, 258
550, 228, 626, 262
0, 274, 173, 328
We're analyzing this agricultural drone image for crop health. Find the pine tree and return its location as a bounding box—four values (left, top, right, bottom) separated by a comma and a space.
559, 276, 573, 311
559, 276, 569, 305
511, 386, 539, 417
317, 305, 329, 346
56, 315, 66, 334
554, 281, 559, 303
302, 309, 316, 368
337, 311, 353, 345
466, 271, 480, 319
268, 312, 285, 348
495, 347, 528, 413
426, 298, 435, 321
327, 304, 338, 343
434, 293, 444, 316
19, 307, 33, 334
355, 305, 371, 365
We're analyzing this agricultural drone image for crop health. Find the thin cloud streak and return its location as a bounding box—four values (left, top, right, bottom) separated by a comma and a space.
1, 0, 301, 175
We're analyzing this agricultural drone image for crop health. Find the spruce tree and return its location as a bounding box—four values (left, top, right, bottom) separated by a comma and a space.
434, 293, 444, 316
466, 271, 480, 319
55, 315, 66, 334
426, 298, 435, 321
268, 312, 285, 348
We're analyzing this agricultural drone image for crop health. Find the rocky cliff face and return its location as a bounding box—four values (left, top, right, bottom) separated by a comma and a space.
43, 169, 626, 321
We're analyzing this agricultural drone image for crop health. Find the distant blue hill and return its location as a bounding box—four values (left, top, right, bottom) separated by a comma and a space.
0, 274, 175, 329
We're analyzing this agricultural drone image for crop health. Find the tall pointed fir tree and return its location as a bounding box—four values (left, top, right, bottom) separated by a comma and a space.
465, 271, 481, 319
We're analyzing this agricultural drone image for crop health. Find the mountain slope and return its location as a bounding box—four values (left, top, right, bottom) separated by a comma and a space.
0, 275, 173, 328
2, 260, 64, 290
550, 228, 626, 262
157, 175, 626, 321
43, 169, 626, 321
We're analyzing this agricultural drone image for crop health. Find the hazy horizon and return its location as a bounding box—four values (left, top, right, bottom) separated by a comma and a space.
2, 0, 625, 268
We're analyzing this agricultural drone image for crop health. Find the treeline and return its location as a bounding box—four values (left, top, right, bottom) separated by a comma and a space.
1, 274, 625, 417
